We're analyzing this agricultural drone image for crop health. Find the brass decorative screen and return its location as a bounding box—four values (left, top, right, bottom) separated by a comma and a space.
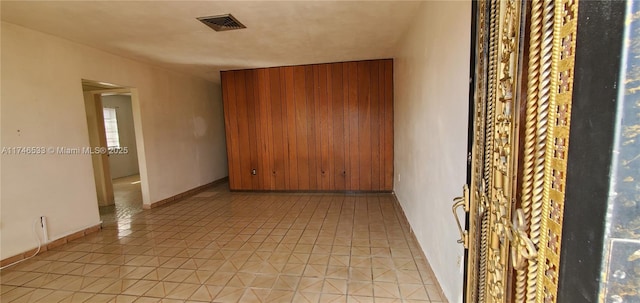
456, 0, 580, 302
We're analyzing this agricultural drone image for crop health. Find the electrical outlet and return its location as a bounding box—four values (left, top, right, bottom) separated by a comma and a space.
397, 173, 401, 182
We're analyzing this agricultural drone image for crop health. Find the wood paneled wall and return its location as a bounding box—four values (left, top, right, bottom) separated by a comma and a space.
221, 59, 393, 191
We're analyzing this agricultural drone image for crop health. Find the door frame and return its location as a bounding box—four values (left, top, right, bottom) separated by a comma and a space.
463, 1, 479, 302
82, 80, 151, 207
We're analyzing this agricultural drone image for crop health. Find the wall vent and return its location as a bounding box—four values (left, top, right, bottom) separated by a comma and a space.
197, 14, 246, 32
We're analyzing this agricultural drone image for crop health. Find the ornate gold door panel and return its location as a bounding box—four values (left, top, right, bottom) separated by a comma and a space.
454, 0, 580, 302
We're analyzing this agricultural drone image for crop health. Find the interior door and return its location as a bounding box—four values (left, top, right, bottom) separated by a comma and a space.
454, 0, 581, 302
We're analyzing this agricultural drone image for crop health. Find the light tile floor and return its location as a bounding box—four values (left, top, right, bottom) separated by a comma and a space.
99, 175, 144, 223
1, 182, 445, 302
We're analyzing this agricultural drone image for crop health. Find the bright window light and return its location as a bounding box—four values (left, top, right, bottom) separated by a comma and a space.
103, 108, 120, 148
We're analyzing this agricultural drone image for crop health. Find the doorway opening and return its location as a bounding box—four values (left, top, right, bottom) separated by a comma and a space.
81, 79, 149, 224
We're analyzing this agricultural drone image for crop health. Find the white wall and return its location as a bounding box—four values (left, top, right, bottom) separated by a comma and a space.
0, 22, 228, 258
393, 2, 471, 303
102, 94, 140, 179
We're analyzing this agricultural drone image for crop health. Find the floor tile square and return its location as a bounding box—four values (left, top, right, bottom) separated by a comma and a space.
239, 287, 271, 303
348, 281, 373, 297
213, 286, 245, 303
323, 278, 347, 294
164, 282, 200, 300
265, 289, 295, 303
319, 293, 347, 303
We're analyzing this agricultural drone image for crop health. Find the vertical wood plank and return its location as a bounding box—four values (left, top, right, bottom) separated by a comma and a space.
383, 59, 394, 190
234, 70, 252, 190
294, 66, 310, 190
266, 69, 276, 190
332, 63, 346, 190
269, 68, 286, 190
280, 68, 291, 190
245, 70, 260, 189
357, 61, 372, 190
378, 62, 386, 190
305, 65, 318, 190
369, 61, 381, 191
284, 67, 298, 189
313, 65, 322, 189
325, 64, 334, 191
252, 70, 263, 189
221, 72, 241, 190
257, 69, 272, 190
342, 63, 351, 190
318, 64, 331, 190
347, 62, 359, 190
221, 72, 231, 187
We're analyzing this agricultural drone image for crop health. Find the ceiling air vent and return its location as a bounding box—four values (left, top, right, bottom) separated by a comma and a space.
197, 14, 246, 32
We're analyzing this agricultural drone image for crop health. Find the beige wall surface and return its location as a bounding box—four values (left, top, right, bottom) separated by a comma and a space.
0, 22, 228, 258
102, 94, 140, 179
393, 2, 471, 303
